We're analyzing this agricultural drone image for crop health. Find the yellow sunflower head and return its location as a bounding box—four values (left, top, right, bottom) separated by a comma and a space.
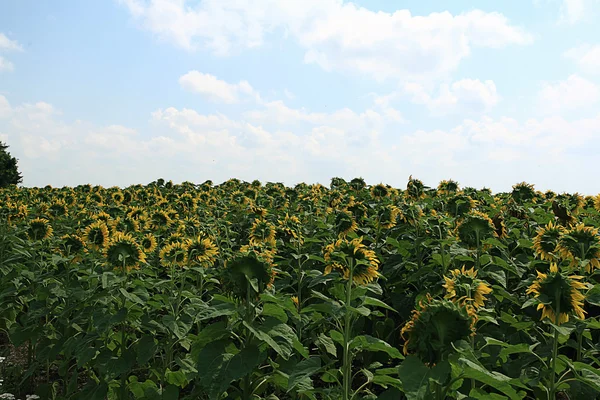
277, 213, 303, 244
406, 175, 426, 200
127, 206, 146, 221
401, 295, 477, 364
159, 241, 188, 267
457, 211, 497, 248
223, 248, 275, 300
104, 232, 146, 271
83, 221, 110, 251
447, 194, 476, 218
377, 205, 401, 230
443, 266, 492, 309
334, 209, 358, 238
533, 221, 566, 262
370, 183, 390, 200
110, 216, 140, 234
557, 223, 600, 272
249, 220, 277, 247
526, 267, 587, 325
437, 180, 460, 196
140, 233, 158, 254
59, 234, 85, 259
27, 217, 53, 241
111, 190, 124, 204
323, 237, 379, 286
350, 177, 367, 191
49, 200, 68, 218
491, 214, 507, 239
511, 182, 536, 203
186, 236, 219, 267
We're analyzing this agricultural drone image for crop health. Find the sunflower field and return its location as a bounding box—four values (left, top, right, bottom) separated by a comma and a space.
2, 177, 600, 400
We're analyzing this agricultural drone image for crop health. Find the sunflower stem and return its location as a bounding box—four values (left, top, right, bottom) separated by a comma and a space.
549, 291, 561, 400
342, 258, 354, 400
576, 328, 583, 362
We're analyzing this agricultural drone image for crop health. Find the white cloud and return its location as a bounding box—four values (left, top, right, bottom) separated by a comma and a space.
0, 56, 14, 72
537, 74, 599, 114
119, 1, 532, 80
5, 92, 600, 193
564, 44, 600, 74
403, 79, 499, 115
0, 33, 23, 52
0, 95, 12, 118
559, 0, 599, 23
179, 70, 259, 103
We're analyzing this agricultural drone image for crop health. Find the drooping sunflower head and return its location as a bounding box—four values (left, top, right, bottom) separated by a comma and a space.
249, 205, 268, 219
165, 232, 185, 246
511, 182, 536, 203
59, 234, 85, 258
83, 221, 110, 251
49, 200, 68, 218
127, 206, 146, 221
401, 295, 477, 365
186, 236, 219, 267
457, 211, 497, 248
223, 248, 274, 300
91, 211, 112, 224
594, 194, 600, 213
323, 237, 379, 286
443, 266, 492, 309
334, 209, 358, 238
350, 177, 366, 191
437, 180, 460, 196
557, 223, 600, 272
140, 233, 157, 254
277, 213, 303, 243
159, 241, 188, 267
110, 216, 140, 234
249, 220, 277, 247
533, 221, 566, 262
526, 267, 587, 325
147, 210, 172, 230
447, 194, 475, 218
377, 205, 401, 230
491, 214, 507, 239
406, 175, 426, 200
370, 183, 390, 199
27, 218, 53, 241
104, 232, 146, 271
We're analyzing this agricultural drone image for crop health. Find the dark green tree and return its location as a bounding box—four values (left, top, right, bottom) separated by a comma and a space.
0, 141, 23, 187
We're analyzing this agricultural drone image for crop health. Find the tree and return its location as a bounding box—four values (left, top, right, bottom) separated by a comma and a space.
0, 141, 23, 187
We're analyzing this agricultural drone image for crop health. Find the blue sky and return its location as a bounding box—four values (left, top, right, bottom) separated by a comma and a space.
1, 0, 600, 193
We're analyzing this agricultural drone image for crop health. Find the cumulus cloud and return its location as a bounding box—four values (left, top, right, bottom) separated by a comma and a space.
0, 33, 22, 72
537, 74, 599, 114
403, 79, 499, 115
119, 1, 532, 80
564, 44, 600, 74
4, 92, 600, 193
559, 0, 599, 23
179, 70, 260, 103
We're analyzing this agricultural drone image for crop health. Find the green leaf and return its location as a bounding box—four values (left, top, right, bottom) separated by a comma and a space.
397, 356, 431, 400
136, 336, 157, 365
317, 333, 337, 357
586, 285, 600, 306
363, 297, 397, 313
165, 369, 187, 387
119, 288, 144, 305
459, 358, 525, 400
244, 317, 296, 359
287, 357, 321, 393
469, 388, 508, 399
262, 302, 288, 323
349, 335, 403, 359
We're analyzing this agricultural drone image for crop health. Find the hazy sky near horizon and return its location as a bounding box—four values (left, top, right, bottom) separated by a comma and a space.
1, 0, 600, 193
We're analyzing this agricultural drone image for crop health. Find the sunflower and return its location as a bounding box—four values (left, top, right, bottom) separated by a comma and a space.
443, 266, 492, 309
334, 209, 358, 237
59, 234, 85, 260
323, 237, 379, 286
91, 211, 112, 223
370, 184, 390, 199
104, 232, 146, 271
147, 210, 172, 230
165, 232, 185, 245
533, 221, 566, 262
377, 205, 401, 229
526, 266, 587, 324
406, 175, 425, 200
127, 206, 146, 221
291, 295, 299, 309
347, 197, 368, 222
27, 218, 53, 241
277, 213, 303, 243
159, 241, 188, 267
111, 190, 124, 204
594, 194, 600, 213
456, 211, 497, 248
491, 214, 507, 239
447, 194, 475, 218
186, 236, 219, 267
350, 177, 366, 191
83, 221, 110, 251
110, 216, 140, 234
224, 248, 275, 299
401, 295, 477, 364
557, 223, 600, 272
140, 233, 157, 254
250, 206, 268, 219
511, 182, 536, 203
49, 200, 68, 218
249, 220, 277, 247
437, 180, 460, 196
